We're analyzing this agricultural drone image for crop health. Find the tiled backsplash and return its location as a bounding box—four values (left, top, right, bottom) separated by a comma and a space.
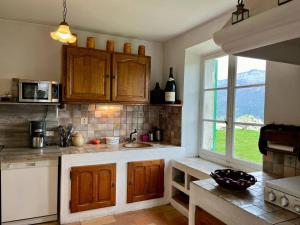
263, 151, 300, 178
0, 105, 58, 148
0, 104, 182, 148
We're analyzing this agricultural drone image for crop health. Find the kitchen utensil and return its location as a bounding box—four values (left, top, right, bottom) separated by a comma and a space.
30, 121, 46, 148
138, 45, 145, 56
58, 124, 74, 147
123, 43, 132, 54
210, 169, 257, 190
154, 127, 162, 142
141, 134, 149, 142
106, 137, 120, 145
71, 133, 84, 147
32, 134, 45, 148
106, 40, 115, 53
87, 37, 96, 49
148, 131, 154, 142
150, 83, 164, 104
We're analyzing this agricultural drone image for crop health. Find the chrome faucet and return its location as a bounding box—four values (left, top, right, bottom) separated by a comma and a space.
128, 129, 137, 143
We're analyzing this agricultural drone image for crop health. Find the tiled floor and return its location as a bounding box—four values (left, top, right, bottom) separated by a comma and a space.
40, 205, 188, 225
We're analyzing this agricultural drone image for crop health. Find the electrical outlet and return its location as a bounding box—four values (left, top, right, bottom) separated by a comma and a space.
81, 117, 88, 125
46, 131, 55, 137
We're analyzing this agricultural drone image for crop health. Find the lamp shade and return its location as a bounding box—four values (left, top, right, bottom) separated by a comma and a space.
50, 22, 76, 43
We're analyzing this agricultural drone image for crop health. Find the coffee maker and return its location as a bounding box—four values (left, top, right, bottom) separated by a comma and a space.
29, 121, 46, 148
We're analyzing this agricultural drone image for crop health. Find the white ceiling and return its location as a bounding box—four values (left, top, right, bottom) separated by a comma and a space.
0, 0, 236, 42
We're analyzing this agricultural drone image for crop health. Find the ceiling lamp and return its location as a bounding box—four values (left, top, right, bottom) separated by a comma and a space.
232, 0, 250, 25
50, 0, 76, 44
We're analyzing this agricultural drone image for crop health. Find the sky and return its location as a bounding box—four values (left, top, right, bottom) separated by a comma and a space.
217, 56, 266, 80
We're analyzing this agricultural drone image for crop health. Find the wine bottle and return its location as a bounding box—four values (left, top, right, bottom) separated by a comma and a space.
165, 67, 176, 104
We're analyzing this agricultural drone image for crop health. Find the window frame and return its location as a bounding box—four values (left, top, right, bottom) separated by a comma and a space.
199, 52, 265, 171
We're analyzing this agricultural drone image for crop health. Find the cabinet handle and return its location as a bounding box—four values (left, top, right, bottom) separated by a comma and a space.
105, 75, 110, 78
111, 182, 115, 188
112, 76, 116, 79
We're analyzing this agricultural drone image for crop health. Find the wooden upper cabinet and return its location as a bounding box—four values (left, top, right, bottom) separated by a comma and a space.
112, 53, 150, 103
127, 160, 164, 203
63, 46, 111, 102
195, 207, 226, 225
70, 164, 116, 213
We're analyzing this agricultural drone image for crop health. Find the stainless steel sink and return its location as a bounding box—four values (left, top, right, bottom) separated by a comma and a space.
123, 142, 152, 148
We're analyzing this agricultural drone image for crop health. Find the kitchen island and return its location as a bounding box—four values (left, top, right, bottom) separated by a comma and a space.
189, 171, 300, 225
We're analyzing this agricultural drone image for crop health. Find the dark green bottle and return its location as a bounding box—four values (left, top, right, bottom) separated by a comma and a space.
164, 67, 176, 104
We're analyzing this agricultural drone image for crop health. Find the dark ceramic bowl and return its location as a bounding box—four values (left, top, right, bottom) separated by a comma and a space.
210, 169, 257, 190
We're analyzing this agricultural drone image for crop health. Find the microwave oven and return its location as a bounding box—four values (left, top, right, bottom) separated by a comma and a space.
18, 80, 60, 103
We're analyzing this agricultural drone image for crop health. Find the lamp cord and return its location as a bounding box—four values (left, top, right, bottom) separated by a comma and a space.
63, 0, 67, 22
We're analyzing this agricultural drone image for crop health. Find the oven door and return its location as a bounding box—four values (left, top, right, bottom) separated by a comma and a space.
19, 81, 52, 102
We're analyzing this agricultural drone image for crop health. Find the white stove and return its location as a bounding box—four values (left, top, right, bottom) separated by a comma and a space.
265, 176, 300, 215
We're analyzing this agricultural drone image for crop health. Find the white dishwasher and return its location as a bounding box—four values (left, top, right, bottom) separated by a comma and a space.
1, 159, 58, 224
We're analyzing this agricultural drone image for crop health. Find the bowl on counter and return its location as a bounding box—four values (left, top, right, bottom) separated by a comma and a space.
105, 137, 120, 145
210, 169, 257, 190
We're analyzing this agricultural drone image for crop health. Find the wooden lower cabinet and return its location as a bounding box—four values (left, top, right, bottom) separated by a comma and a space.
70, 164, 116, 213
127, 160, 164, 203
195, 207, 226, 225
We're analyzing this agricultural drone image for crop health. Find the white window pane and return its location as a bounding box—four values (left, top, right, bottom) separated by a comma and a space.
203, 90, 227, 121
236, 57, 266, 86
204, 56, 228, 89
202, 121, 226, 154
233, 125, 262, 164
235, 87, 265, 124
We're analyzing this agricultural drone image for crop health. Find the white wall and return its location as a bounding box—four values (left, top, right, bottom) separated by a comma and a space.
182, 52, 202, 157
265, 61, 300, 125
163, 13, 231, 157
0, 19, 164, 96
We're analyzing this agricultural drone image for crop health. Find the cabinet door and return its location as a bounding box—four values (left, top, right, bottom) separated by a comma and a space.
195, 207, 226, 225
63, 46, 111, 102
112, 53, 150, 103
127, 160, 164, 203
70, 164, 116, 213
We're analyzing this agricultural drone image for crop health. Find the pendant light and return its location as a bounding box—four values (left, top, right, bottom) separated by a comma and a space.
232, 0, 250, 25
50, 0, 76, 44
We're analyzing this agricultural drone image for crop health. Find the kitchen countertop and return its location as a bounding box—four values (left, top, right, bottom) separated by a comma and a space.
0, 143, 180, 162
192, 171, 300, 225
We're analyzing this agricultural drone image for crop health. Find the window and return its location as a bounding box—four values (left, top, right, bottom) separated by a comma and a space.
202, 56, 228, 155
200, 55, 266, 168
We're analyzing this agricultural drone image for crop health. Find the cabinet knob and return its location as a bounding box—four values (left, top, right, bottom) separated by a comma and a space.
111, 183, 115, 188
105, 75, 110, 78
294, 205, 300, 213
112, 76, 116, 79
281, 196, 289, 207
268, 191, 276, 202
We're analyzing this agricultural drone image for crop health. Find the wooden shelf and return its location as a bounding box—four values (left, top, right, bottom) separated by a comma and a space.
0, 102, 60, 106
170, 198, 189, 217
172, 193, 189, 210
150, 104, 182, 107
172, 181, 189, 195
